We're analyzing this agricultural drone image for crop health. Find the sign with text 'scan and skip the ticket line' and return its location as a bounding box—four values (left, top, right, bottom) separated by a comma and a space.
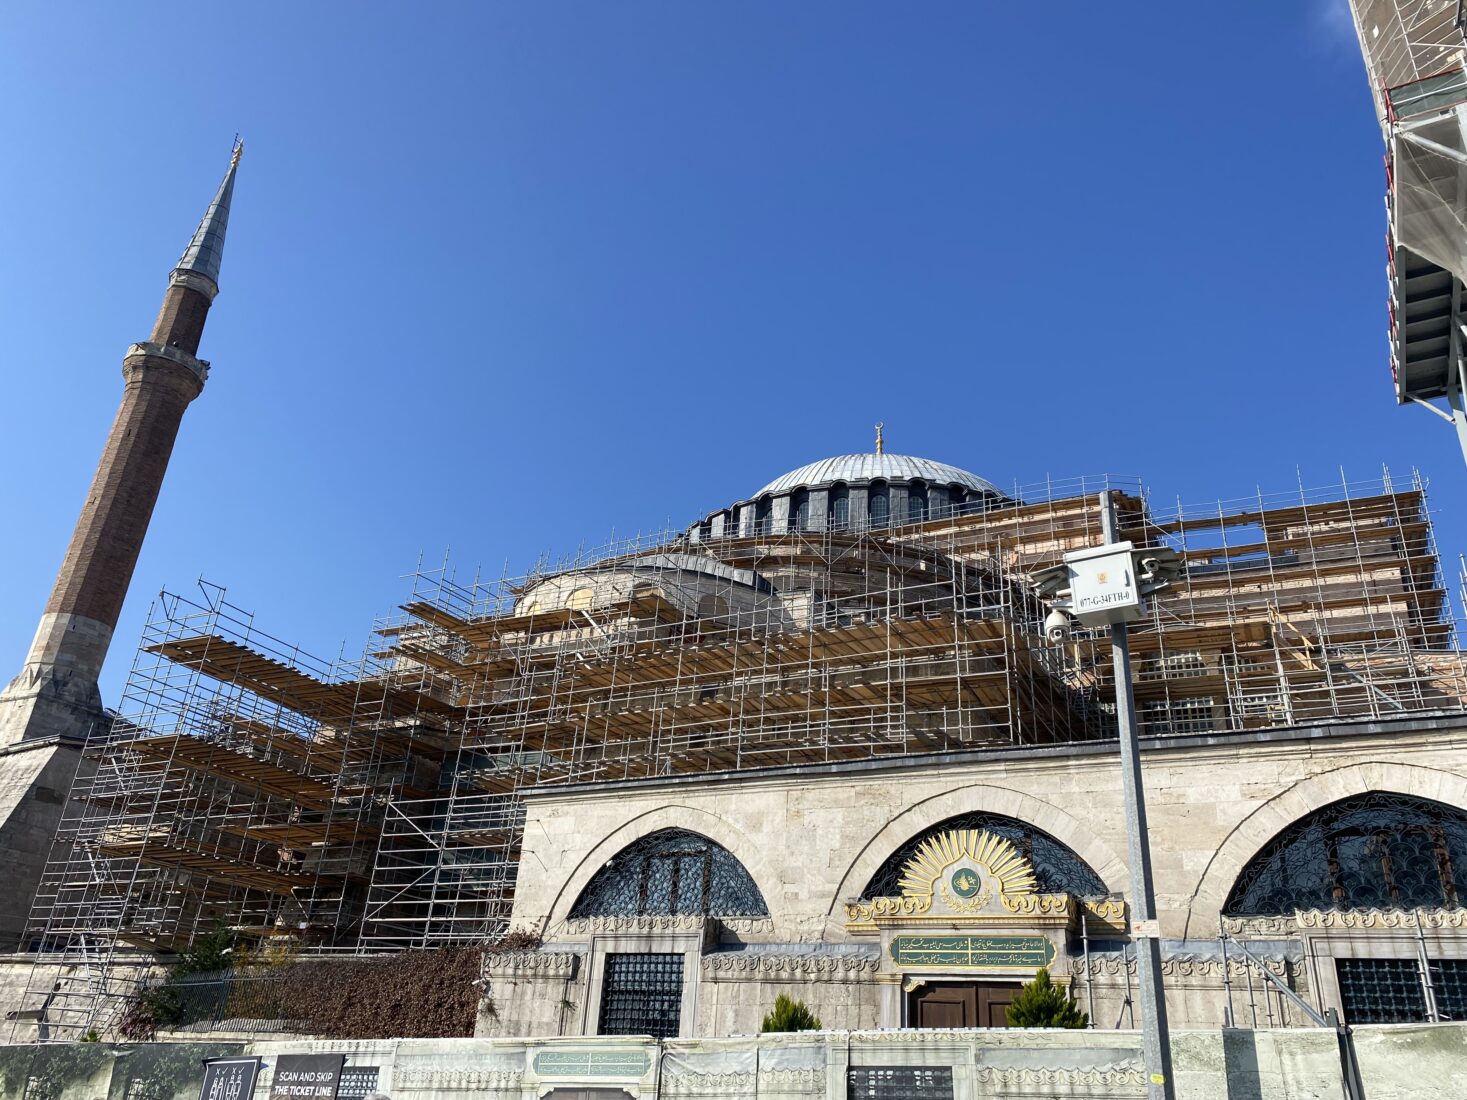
268, 1054, 346, 1100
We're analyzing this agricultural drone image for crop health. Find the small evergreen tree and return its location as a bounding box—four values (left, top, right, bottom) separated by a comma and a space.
1005, 968, 1088, 1028
760, 993, 822, 1032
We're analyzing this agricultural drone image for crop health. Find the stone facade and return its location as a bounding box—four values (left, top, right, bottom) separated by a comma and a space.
3, 1026, 1466, 1100
486, 714, 1467, 1036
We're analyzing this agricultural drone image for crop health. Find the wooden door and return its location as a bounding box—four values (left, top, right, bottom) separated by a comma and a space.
911, 981, 1023, 1028
977, 982, 1022, 1026
912, 983, 976, 1027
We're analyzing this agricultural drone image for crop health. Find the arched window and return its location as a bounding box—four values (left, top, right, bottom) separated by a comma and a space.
869, 481, 890, 528
1224, 792, 1467, 915
829, 483, 850, 530
861, 812, 1106, 899
754, 495, 773, 535
570, 828, 769, 918
907, 482, 928, 524
949, 484, 969, 516
790, 489, 810, 532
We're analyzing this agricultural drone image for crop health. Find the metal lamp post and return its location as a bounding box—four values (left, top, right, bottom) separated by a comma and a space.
1032, 490, 1181, 1100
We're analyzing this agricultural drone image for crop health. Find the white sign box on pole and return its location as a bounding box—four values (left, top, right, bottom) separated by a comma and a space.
1065, 541, 1144, 626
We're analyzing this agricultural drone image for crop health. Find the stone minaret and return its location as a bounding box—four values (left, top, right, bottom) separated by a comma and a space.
0, 144, 240, 947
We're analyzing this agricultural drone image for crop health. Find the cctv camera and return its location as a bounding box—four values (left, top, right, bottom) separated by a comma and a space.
1043, 608, 1071, 643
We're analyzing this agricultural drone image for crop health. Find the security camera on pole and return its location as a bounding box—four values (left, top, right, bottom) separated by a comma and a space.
1031, 491, 1183, 1100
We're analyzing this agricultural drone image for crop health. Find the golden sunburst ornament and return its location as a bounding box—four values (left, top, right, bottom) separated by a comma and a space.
898, 829, 1037, 900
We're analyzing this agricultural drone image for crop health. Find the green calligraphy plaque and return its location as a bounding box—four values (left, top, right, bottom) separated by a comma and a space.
890, 934, 1055, 968
532, 1049, 651, 1076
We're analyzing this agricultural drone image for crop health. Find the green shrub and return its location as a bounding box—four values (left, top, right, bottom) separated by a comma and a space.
760, 993, 821, 1032
1006, 968, 1088, 1028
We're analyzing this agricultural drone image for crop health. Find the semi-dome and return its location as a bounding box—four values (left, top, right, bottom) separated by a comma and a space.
756, 453, 1000, 498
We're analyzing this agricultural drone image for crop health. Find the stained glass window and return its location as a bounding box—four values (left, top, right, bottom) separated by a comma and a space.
570, 828, 769, 918
1224, 792, 1467, 915
860, 812, 1107, 899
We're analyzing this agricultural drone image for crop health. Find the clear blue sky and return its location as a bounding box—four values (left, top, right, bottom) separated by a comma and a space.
0, 2, 1460, 704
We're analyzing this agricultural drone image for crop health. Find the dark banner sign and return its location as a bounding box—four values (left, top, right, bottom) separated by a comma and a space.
199, 1057, 263, 1100
269, 1055, 346, 1100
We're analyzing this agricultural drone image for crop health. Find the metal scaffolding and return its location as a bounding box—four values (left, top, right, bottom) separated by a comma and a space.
13, 469, 1467, 1034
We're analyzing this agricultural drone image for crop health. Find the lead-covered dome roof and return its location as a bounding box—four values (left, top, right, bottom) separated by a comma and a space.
756, 453, 999, 498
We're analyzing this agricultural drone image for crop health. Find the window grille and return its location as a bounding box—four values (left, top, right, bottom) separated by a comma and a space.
1156, 651, 1207, 676
1224, 792, 1467, 915
570, 829, 768, 918
337, 1067, 380, 1100
846, 1066, 954, 1099
1433, 959, 1467, 1021
1337, 958, 1428, 1023
861, 812, 1106, 899
1138, 696, 1214, 737
597, 953, 683, 1038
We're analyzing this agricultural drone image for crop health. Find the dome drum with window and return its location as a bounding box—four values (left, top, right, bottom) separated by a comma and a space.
689, 452, 1007, 542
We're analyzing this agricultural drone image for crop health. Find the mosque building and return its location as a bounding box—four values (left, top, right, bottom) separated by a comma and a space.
3, 149, 1467, 1062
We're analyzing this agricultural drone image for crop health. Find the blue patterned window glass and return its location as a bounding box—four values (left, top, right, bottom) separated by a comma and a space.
570, 829, 769, 918
1225, 792, 1467, 915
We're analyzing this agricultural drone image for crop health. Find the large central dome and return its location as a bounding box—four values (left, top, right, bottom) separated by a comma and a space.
756, 453, 1000, 497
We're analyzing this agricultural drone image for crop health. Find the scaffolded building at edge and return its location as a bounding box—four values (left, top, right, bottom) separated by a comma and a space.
14, 449, 1467, 1038
1348, 2, 1467, 456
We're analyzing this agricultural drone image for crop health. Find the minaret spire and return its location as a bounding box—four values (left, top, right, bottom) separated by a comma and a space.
0, 145, 241, 947
173, 139, 241, 300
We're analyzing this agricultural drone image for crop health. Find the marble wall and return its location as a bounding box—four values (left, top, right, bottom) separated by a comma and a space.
2, 1025, 1464, 1100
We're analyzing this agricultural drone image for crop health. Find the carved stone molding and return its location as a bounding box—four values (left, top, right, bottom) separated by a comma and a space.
974, 1061, 1146, 1087
1223, 908, 1467, 935
1000, 892, 1072, 918
661, 1070, 754, 1095
845, 893, 933, 929
1079, 955, 1291, 979
1296, 907, 1467, 931
392, 1067, 523, 1091
851, 1027, 979, 1043
662, 1069, 825, 1095
701, 952, 879, 979
1221, 915, 1297, 936
484, 950, 580, 978
1081, 897, 1128, 927
564, 915, 771, 935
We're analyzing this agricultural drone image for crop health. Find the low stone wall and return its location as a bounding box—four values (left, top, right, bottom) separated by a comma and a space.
0, 1024, 1463, 1100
